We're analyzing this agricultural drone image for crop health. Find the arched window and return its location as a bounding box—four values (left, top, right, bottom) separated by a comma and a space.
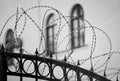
46, 13, 56, 56
5, 29, 23, 52
70, 4, 85, 49
5, 29, 23, 66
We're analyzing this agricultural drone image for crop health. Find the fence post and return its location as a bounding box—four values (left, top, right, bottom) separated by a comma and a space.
35, 49, 38, 81
20, 47, 23, 81
0, 45, 7, 81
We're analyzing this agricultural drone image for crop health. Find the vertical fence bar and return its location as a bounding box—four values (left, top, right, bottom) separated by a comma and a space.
49, 54, 53, 81
90, 76, 93, 81
63, 57, 68, 81
20, 47, 23, 81
0, 45, 7, 81
89, 68, 93, 81
35, 49, 38, 81
63, 67, 68, 81
76, 69, 81, 81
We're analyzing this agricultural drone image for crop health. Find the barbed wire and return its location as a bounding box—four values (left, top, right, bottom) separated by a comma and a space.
0, 5, 120, 81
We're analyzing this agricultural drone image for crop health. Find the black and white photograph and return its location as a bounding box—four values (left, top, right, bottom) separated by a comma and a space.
0, 0, 120, 81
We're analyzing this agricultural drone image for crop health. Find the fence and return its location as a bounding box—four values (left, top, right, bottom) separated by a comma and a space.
0, 45, 110, 81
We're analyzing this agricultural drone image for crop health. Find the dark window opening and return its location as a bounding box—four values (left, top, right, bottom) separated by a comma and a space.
70, 4, 85, 49
46, 13, 56, 56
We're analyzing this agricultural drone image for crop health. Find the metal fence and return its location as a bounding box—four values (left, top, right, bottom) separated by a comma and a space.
0, 45, 110, 81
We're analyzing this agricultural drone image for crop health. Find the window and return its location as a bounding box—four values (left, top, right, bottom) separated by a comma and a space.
46, 13, 56, 56
70, 4, 85, 49
5, 29, 23, 66
5, 29, 15, 53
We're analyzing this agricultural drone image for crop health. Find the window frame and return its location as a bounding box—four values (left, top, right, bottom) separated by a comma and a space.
70, 4, 85, 49
46, 13, 56, 55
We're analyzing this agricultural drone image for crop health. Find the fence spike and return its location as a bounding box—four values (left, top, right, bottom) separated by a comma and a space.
35, 48, 39, 56
77, 60, 80, 65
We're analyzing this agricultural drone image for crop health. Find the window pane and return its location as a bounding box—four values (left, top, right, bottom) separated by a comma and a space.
74, 31, 78, 38
73, 19, 78, 30
80, 32, 85, 46
49, 37, 53, 41
49, 44, 54, 53
74, 38, 79, 47
79, 19, 85, 46
48, 28, 53, 37
79, 19, 84, 30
